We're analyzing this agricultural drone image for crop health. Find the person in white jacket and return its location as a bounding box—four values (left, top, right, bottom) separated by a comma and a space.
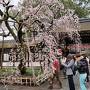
62, 54, 75, 90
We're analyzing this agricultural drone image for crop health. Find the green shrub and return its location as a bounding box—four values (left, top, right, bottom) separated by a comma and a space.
0, 67, 16, 76
0, 67, 42, 77
26, 68, 42, 76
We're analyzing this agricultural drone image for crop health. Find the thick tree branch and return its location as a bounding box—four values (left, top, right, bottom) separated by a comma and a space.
5, 20, 18, 41
2, 0, 10, 7
3, 4, 18, 41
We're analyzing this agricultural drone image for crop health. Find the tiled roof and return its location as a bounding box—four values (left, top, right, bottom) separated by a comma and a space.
79, 18, 90, 23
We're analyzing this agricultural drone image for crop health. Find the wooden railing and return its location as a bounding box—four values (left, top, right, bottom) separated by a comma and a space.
36, 71, 53, 85
0, 76, 36, 86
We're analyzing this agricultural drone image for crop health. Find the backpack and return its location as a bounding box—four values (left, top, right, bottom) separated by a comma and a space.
70, 60, 78, 75
71, 64, 77, 75
77, 59, 88, 73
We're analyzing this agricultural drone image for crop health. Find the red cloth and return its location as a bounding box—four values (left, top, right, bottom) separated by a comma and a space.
53, 59, 60, 71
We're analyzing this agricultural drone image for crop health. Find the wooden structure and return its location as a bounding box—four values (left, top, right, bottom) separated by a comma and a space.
0, 76, 36, 86
0, 71, 53, 86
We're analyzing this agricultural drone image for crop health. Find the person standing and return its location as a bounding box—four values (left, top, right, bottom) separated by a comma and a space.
62, 54, 75, 90
85, 55, 90, 82
77, 54, 89, 90
48, 58, 62, 89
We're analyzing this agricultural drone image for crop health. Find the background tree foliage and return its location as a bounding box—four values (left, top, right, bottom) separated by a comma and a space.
60, 0, 90, 18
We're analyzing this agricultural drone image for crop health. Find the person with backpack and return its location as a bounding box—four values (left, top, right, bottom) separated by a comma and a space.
77, 54, 89, 90
84, 54, 90, 82
61, 54, 75, 90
